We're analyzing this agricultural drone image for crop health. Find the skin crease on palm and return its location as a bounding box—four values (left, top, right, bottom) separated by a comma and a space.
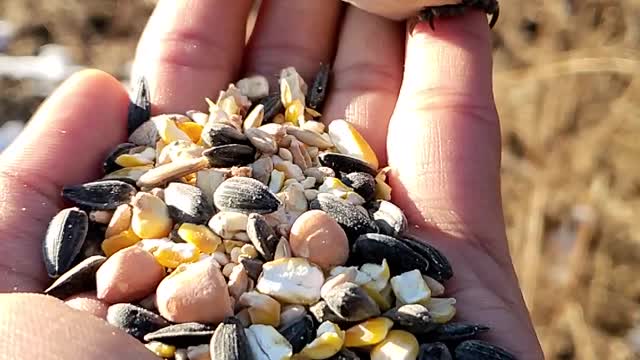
0, 1, 543, 359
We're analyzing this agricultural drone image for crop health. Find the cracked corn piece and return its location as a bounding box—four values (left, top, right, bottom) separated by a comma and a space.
153, 242, 200, 268
285, 99, 305, 126
177, 223, 221, 254
175, 121, 204, 143
104, 165, 153, 182
370, 330, 419, 360
344, 317, 394, 348
363, 282, 394, 311
300, 321, 345, 359
145, 341, 176, 358
245, 324, 293, 360
424, 298, 457, 324
238, 291, 281, 327
360, 259, 391, 292
101, 230, 141, 257
115, 147, 155, 167
152, 115, 192, 144
256, 258, 324, 305
328, 119, 379, 169
131, 192, 173, 239
390, 269, 431, 305
374, 167, 392, 201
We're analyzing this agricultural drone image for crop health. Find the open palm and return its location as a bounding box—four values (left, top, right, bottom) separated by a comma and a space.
0, 1, 542, 359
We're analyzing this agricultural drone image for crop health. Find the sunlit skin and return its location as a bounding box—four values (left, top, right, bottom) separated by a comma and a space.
0, 1, 542, 359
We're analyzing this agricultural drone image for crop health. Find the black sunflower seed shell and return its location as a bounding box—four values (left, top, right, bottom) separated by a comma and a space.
383, 304, 438, 334
210, 317, 252, 360
418, 343, 453, 360
329, 349, 362, 360
213, 177, 281, 214
309, 193, 377, 242
454, 340, 517, 360
62, 180, 137, 210
203, 144, 256, 168
278, 315, 315, 354
143, 322, 216, 347
341, 172, 376, 202
202, 122, 249, 147
256, 92, 283, 122
350, 233, 430, 276
319, 152, 377, 176
307, 63, 330, 111
127, 77, 151, 135
78, 222, 107, 259
43, 208, 89, 278
397, 236, 453, 281
367, 200, 408, 237
246, 213, 278, 261
103, 143, 137, 174
309, 300, 353, 327
427, 323, 490, 343
164, 182, 214, 224
240, 258, 264, 282
44, 255, 106, 299
107, 303, 169, 341
323, 282, 380, 322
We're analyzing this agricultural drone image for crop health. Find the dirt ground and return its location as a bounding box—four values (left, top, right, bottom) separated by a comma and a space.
2, 1, 640, 358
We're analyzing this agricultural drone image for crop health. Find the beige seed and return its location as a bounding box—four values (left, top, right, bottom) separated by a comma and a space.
222, 262, 236, 278
423, 275, 445, 297
283, 178, 299, 187
230, 166, 252, 178
149, 187, 165, 200
240, 244, 259, 259
137, 156, 210, 188
301, 177, 316, 189
233, 231, 250, 242
273, 158, 305, 181
228, 265, 249, 299
289, 138, 311, 170
250, 157, 273, 185
256, 258, 324, 304
243, 104, 265, 130
286, 127, 333, 149
245, 128, 278, 155
304, 189, 319, 201
301, 120, 325, 134
237, 75, 269, 100
230, 247, 242, 263
89, 210, 113, 225
278, 148, 293, 161
212, 252, 230, 267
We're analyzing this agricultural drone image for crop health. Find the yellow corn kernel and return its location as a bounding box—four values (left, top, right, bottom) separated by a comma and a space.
153, 116, 192, 143
101, 230, 141, 257
360, 259, 391, 292
318, 177, 352, 196
344, 317, 394, 348
363, 282, 393, 311
370, 330, 419, 360
178, 223, 221, 254
300, 321, 345, 360
285, 99, 304, 126
328, 119, 379, 170
239, 291, 281, 327
153, 242, 200, 268
145, 341, 176, 358
115, 149, 155, 167
130, 192, 173, 239
280, 79, 294, 107
424, 298, 457, 324
104, 165, 153, 182
176, 121, 204, 143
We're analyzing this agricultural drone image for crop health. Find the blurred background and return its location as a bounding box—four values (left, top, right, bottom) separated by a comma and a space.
1, 1, 639, 358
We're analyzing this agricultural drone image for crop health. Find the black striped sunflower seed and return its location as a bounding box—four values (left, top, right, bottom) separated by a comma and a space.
246, 213, 279, 261
322, 282, 380, 322
103, 143, 137, 174
319, 152, 377, 176
203, 144, 256, 168
210, 317, 252, 360
164, 182, 214, 224
278, 314, 315, 354
341, 171, 376, 202
213, 177, 281, 214
383, 304, 438, 334
106, 303, 169, 341
201, 122, 249, 147
44, 255, 105, 299
143, 322, 216, 347
127, 77, 151, 135
428, 323, 490, 343
43, 208, 89, 278
419, 342, 453, 360
454, 340, 516, 360
307, 63, 330, 111
368, 200, 408, 237
398, 235, 453, 282
309, 193, 377, 242
62, 180, 137, 210
350, 233, 430, 276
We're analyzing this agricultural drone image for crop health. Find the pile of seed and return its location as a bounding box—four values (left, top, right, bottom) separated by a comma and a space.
41, 65, 516, 360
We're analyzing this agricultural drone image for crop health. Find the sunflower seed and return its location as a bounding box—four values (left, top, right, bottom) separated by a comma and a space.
203, 144, 256, 168
319, 152, 376, 176
164, 182, 214, 224
255, 93, 283, 122
351, 234, 430, 276
127, 77, 151, 135
209, 317, 252, 360
240, 257, 264, 282
323, 282, 380, 322
246, 213, 279, 261
43, 208, 89, 278
62, 180, 137, 210
128, 117, 160, 147
397, 235, 453, 282
103, 143, 137, 174
107, 303, 169, 341
44, 255, 105, 299
418, 343, 453, 360
427, 323, 490, 343
202, 122, 248, 148
341, 172, 376, 202
278, 314, 315, 354
214, 177, 281, 214
309, 193, 377, 242
143, 322, 216, 347
307, 63, 330, 111
454, 340, 516, 360
368, 200, 408, 237
383, 304, 437, 335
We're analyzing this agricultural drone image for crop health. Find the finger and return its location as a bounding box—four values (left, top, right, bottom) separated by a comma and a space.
388, 12, 503, 246
133, 0, 254, 114
0, 70, 129, 292
323, 7, 404, 163
243, 0, 342, 82
0, 294, 157, 359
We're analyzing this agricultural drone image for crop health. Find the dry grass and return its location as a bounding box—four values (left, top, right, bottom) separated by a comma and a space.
2, 0, 640, 358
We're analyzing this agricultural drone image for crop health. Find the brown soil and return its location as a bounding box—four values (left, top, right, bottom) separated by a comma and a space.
2, 1, 640, 358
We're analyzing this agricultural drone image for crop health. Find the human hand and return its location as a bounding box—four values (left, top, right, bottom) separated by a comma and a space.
0, 1, 542, 359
